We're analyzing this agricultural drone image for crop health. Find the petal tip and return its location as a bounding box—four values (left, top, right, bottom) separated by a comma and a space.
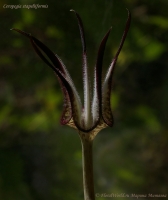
70, 9, 75, 12
11, 28, 31, 38
126, 8, 131, 20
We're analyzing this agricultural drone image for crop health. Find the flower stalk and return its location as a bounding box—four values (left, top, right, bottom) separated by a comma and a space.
80, 132, 95, 200
11, 9, 131, 200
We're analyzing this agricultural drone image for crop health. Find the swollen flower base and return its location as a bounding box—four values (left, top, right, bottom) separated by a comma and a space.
12, 9, 131, 200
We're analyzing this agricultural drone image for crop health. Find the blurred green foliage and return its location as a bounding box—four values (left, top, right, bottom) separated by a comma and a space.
0, 0, 168, 199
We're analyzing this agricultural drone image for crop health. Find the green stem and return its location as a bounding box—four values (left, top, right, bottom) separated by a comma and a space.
80, 133, 95, 200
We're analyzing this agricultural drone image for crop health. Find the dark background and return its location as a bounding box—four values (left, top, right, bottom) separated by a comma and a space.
0, 0, 168, 199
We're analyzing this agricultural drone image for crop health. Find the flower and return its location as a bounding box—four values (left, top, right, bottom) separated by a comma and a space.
12, 10, 131, 137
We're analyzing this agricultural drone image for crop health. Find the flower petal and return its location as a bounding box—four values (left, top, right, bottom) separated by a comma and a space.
12, 29, 83, 127
102, 9, 131, 126
92, 28, 112, 124
30, 36, 73, 125
30, 36, 84, 128
71, 10, 92, 129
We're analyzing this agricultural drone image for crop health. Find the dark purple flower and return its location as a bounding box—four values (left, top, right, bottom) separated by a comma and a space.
12, 10, 131, 136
